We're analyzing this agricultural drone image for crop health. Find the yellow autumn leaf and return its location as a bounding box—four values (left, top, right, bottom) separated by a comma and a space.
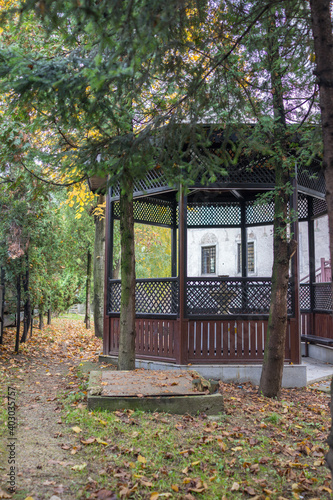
137, 455, 147, 463
96, 437, 108, 445
150, 493, 159, 500
71, 426, 82, 433
171, 484, 179, 492
71, 463, 87, 471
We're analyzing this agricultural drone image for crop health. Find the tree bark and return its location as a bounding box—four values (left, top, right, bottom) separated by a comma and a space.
47, 308, 51, 325
21, 255, 31, 343
39, 312, 44, 330
118, 171, 136, 370
15, 274, 21, 353
30, 304, 34, 337
309, 0, 333, 483
93, 194, 105, 338
309, 0, 333, 283
259, 10, 295, 398
85, 249, 92, 329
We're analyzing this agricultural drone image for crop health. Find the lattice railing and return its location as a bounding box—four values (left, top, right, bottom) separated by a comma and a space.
186, 277, 293, 316
108, 277, 304, 317
108, 278, 179, 315
113, 198, 174, 227
300, 283, 311, 311
314, 282, 332, 311
298, 162, 325, 196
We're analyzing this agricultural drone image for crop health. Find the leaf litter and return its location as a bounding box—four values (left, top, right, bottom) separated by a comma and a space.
0, 316, 332, 498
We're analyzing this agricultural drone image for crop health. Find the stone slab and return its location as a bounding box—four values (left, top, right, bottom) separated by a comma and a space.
309, 383, 331, 393
88, 391, 224, 415
99, 355, 307, 388
99, 369, 205, 397
87, 370, 224, 415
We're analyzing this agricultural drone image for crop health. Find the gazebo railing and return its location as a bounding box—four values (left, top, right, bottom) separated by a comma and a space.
108, 277, 297, 317
300, 282, 333, 312
186, 277, 293, 317
108, 278, 179, 316
300, 282, 333, 340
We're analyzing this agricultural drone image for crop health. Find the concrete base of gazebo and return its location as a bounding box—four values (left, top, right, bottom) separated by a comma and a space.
99, 355, 307, 388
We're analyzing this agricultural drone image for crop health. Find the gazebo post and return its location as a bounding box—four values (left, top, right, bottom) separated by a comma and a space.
103, 187, 113, 356
240, 199, 247, 312
177, 187, 188, 365
290, 177, 301, 364
308, 197, 316, 336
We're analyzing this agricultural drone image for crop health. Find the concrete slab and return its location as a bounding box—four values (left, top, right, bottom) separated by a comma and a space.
99, 355, 307, 388
97, 369, 206, 397
309, 382, 331, 393
87, 370, 224, 415
302, 356, 333, 384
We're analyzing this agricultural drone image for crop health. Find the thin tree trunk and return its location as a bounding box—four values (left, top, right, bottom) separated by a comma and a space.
39, 311, 44, 330
47, 308, 51, 325
21, 256, 31, 343
309, 0, 333, 482
15, 274, 21, 353
85, 249, 92, 329
259, 10, 296, 397
118, 171, 136, 370
93, 194, 105, 338
30, 304, 34, 337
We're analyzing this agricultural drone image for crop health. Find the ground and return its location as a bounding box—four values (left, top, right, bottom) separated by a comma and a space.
0, 315, 332, 500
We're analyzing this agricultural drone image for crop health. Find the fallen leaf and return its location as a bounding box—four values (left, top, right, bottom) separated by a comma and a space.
244, 486, 257, 496
150, 493, 159, 500
71, 463, 87, 471
0, 491, 12, 499
231, 482, 240, 491
96, 489, 118, 500
81, 437, 96, 445
71, 426, 82, 433
96, 437, 108, 445
171, 485, 179, 492
137, 455, 147, 464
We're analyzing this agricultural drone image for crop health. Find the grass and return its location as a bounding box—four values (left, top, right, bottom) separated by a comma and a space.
57, 365, 333, 499
0, 318, 331, 499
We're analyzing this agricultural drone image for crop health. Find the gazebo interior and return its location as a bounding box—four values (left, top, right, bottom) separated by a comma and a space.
103, 141, 330, 367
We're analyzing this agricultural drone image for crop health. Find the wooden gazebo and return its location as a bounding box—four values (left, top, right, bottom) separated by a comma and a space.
102, 135, 329, 367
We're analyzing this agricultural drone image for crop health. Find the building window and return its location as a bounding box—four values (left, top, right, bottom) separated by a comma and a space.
201, 246, 216, 274
237, 242, 255, 274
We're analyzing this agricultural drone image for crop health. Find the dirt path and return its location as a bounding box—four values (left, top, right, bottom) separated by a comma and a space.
14, 359, 78, 499
0, 318, 102, 500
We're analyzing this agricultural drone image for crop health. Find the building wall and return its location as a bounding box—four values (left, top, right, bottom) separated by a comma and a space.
187, 215, 330, 279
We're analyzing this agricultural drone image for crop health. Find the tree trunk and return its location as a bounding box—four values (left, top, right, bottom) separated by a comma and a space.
93, 194, 105, 338
15, 274, 21, 353
0, 268, 5, 345
259, 175, 291, 397
85, 249, 92, 329
309, 0, 333, 483
21, 256, 31, 343
30, 304, 34, 337
309, 0, 333, 283
39, 311, 44, 330
47, 308, 51, 325
118, 172, 136, 370
259, 10, 295, 398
